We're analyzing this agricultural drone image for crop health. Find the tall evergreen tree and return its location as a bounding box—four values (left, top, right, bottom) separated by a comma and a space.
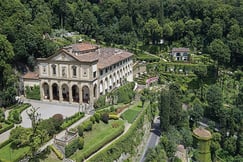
205, 84, 223, 122
159, 90, 170, 131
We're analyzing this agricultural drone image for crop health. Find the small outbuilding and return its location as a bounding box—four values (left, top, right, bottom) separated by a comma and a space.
171, 48, 190, 61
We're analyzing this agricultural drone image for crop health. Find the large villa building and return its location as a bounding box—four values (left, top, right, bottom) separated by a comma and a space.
23, 43, 133, 105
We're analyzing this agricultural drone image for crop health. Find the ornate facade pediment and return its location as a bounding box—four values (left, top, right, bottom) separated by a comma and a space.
50, 52, 76, 62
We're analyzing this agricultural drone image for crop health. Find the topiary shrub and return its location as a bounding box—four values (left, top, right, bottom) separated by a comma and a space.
109, 114, 119, 120
77, 125, 84, 137
90, 116, 96, 124
78, 137, 84, 150
52, 114, 64, 131
52, 114, 64, 121
101, 113, 109, 124
83, 121, 93, 131
94, 113, 101, 123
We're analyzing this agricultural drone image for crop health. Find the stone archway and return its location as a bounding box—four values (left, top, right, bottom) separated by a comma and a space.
52, 83, 59, 100
93, 84, 97, 98
42, 82, 49, 99
72, 85, 79, 103
62, 84, 69, 101
82, 86, 90, 103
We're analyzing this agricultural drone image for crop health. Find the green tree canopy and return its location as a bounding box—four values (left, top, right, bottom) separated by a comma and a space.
144, 18, 163, 45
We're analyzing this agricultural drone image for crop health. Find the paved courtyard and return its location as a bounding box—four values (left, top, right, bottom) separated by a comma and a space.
21, 100, 81, 128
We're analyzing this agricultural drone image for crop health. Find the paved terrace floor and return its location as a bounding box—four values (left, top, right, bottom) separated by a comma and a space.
0, 100, 82, 144
21, 99, 81, 128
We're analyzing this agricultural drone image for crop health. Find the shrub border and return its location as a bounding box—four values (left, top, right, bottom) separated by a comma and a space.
50, 145, 64, 160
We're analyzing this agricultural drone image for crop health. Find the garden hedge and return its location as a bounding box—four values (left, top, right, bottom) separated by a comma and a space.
0, 122, 14, 134
7, 103, 30, 124
60, 112, 84, 129
50, 145, 64, 160
65, 138, 82, 157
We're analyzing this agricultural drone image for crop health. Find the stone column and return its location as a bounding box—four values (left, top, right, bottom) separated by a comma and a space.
69, 85, 72, 103
59, 83, 63, 102
40, 82, 43, 100
68, 64, 71, 79
79, 84, 83, 104
89, 84, 94, 105
49, 83, 53, 102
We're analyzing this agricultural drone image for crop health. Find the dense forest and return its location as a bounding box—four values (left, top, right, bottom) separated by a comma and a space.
0, 0, 243, 161
0, 0, 243, 104
0, 0, 242, 112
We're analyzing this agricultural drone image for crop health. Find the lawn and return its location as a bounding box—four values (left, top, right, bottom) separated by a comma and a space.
0, 143, 30, 162
70, 120, 125, 161
121, 103, 142, 123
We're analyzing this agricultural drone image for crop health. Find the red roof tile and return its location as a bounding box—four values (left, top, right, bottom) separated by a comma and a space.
72, 43, 98, 52
23, 72, 39, 80
97, 48, 133, 69
73, 52, 99, 62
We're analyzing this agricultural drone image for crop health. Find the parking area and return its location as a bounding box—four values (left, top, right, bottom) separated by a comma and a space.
21, 100, 80, 128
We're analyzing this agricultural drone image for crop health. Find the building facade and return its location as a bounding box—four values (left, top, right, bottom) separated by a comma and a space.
36, 43, 133, 105
171, 48, 190, 61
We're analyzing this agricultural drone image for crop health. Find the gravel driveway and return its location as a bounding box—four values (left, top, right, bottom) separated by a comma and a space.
21, 100, 80, 128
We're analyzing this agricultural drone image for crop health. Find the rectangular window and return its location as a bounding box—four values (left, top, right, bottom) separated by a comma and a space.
93, 71, 96, 78
72, 66, 77, 77
105, 68, 108, 73
100, 70, 103, 76
52, 64, 56, 75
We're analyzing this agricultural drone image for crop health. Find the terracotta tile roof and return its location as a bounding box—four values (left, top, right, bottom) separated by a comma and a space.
193, 127, 212, 139
38, 44, 133, 65
97, 48, 133, 69
172, 48, 190, 52
73, 52, 99, 62
23, 72, 39, 80
72, 43, 98, 52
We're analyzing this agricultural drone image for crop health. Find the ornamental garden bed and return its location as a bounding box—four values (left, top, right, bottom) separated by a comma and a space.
7, 103, 31, 124
70, 120, 125, 161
